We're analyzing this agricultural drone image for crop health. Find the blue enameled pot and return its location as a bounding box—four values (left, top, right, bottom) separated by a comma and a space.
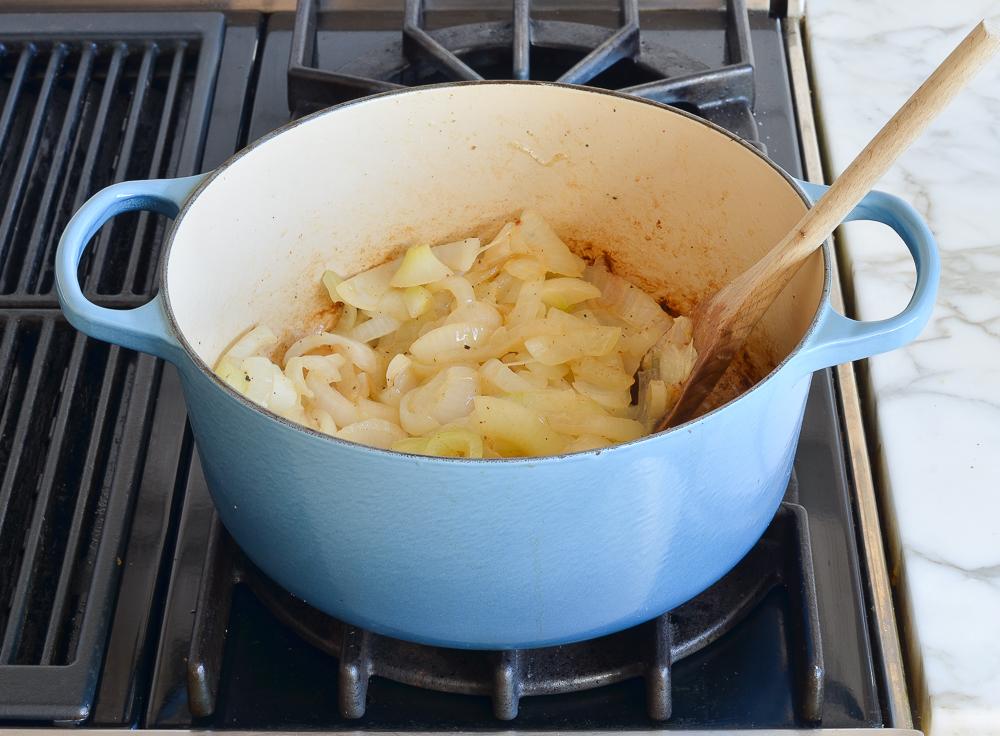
55, 83, 938, 649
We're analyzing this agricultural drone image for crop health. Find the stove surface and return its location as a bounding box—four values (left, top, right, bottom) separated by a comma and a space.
0, 3, 884, 731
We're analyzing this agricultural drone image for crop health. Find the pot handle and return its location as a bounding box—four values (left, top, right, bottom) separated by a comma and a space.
55, 174, 209, 363
790, 179, 940, 376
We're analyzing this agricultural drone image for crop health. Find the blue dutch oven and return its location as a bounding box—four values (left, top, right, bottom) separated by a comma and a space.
55, 83, 937, 649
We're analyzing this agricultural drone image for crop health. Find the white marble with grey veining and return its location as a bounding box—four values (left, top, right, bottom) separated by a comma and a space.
807, 2, 1000, 734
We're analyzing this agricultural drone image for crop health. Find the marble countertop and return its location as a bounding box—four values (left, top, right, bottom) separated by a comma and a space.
806, 2, 1000, 734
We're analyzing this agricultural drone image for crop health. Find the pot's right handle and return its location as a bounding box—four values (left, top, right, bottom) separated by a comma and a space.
791, 180, 940, 375
56, 174, 208, 363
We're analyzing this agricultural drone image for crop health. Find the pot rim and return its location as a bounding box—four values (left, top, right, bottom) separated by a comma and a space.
159, 80, 831, 463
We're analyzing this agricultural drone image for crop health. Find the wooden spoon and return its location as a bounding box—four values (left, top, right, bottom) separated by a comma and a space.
649, 19, 1000, 432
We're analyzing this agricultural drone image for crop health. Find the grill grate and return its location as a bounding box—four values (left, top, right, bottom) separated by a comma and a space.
0, 13, 223, 723
0, 313, 141, 667
287, 0, 760, 145
0, 19, 220, 309
184, 503, 824, 723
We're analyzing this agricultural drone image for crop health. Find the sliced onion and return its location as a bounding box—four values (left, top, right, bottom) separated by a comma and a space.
658, 341, 698, 386
524, 325, 620, 365
386, 353, 412, 385
306, 373, 359, 427
310, 408, 339, 435
403, 285, 432, 318
432, 238, 481, 272
636, 378, 669, 431
226, 324, 277, 360
507, 280, 545, 325
446, 301, 502, 331
586, 260, 673, 330
375, 289, 411, 322
334, 360, 370, 402
216, 357, 245, 392
570, 354, 633, 392
399, 366, 479, 435
408, 322, 495, 364
391, 436, 433, 455
480, 358, 536, 394
471, 396, 565, 456
241, 356, 299, 413
425, 428, 484, 458
284, 332, 378, 374
284, 354, 346, 398
524, 360, 569, 382
391, 243, 453, 287
504, 256, 547, 282
465, 224, 513, 285
549, 413, 643, 442
352, 313, 401, 343
572, 379, 632, 410
321, 270, 343, 303
340, 303, 358, 332
337, 258, 397, 311
668, 315, 694, 344
541, 277, 602, 309
335, 418, 406, 450
432, 275, 476, 306
511, 210, 585, 277
563, 435, 613, 453
358, 397, 400, 424
214, 211, 698, 459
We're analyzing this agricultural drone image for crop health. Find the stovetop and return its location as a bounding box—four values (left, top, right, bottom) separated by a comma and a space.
0, 2, 896, 732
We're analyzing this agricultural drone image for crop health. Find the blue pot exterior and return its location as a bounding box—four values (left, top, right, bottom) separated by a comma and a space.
176, 355, 812, 648
55, 88, 939, 649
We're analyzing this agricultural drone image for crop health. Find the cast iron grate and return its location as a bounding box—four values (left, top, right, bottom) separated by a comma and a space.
287, 0, 760, 144
185, 502, 823, 723
0, 13, 223, 723
0, 15, 222, 308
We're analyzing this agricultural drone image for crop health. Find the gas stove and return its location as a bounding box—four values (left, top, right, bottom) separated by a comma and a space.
0, 2, 914, 734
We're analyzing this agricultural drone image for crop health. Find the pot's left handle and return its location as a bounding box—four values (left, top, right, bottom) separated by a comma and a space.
56, 174, 209, 363
789, 179, 940, 376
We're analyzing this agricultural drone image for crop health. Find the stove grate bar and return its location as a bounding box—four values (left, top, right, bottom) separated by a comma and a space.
37, 43, 128, 299
403, 0, 484, 81
511, 0, 529, 79
555, 0, 638, 85
120, 43, 190, 296
0, 12, 224, 722
287, 0, 403, 113
12, 45, 95, 296
0, 47, 36, 153
621, 62, 754, 108
727, 0, 755, 89
0, 14, 221, 307
0, 328, 89, 664
286, 0, 759, 146
0, 47, 68, 290
184, 502, 824, 724
83, 45, 158, 295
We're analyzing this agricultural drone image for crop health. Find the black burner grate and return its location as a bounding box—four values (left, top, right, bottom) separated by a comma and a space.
0, 13, 223, 723
184, 503, 823, 723
287, 0, 760, 144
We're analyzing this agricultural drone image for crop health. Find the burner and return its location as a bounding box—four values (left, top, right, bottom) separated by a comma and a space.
286, 0, 760, 144
186, 502, 823, 722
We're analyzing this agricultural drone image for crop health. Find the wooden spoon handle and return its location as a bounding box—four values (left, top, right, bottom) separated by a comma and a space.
778, 19, 999, 269
659, 20, 999, 430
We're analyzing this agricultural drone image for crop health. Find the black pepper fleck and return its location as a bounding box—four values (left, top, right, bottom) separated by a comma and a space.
463, 344, 471, 350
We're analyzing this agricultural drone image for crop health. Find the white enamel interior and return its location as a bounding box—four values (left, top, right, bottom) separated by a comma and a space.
165, 84, 824, 388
